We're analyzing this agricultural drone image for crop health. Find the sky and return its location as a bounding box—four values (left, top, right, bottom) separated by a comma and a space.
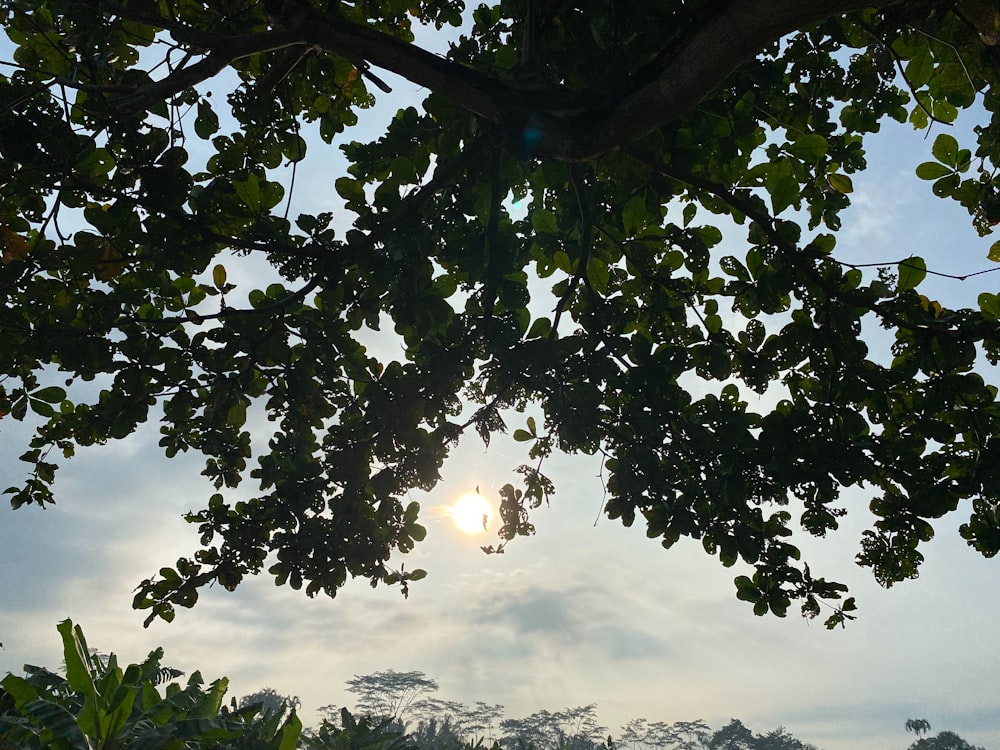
2, 13, 1000, 750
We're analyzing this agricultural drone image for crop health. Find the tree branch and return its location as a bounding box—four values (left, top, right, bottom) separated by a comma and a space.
79, 0, 930, 153
624, 146, 999, 341
563, 0, 912, 158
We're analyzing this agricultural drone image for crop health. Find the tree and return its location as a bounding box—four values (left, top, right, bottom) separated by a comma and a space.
500, 705, 607, 750
3, 1, 1000, 627
406, 716, 468, 750
906, 719, 933, 739
239, 686, 303, 716
907, 731, 986, 750
342, 670, 440, 725
707, 720, 756, 750
456, 701, 506, 745
904, 719, 985, 750
619, 718, 711, 750
753, 727, 817, 750
706, 720, 816, 750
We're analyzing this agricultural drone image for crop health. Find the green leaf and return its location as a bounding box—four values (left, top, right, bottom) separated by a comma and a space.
33, 386, 66, 403
212, 264, 227, 289
932, 172, 960, 197
915, 161, 954, 180
827, 173, 853, 194
278, 711, 303, 750
1, 674, 39, 708
988, 239, 1000, 263
390, 156, 418, 183
904, 46, 934, 88
931, 133, 960, 166
195, 101, 219, 139
897, 256, 927, 291
531, 209, 559, 234
553, 250, 574, 273
786, 133, 828, 162
57, 619, 94, 694
622, 195, 647, 234
226, 398, 247, 428
586, 257, 610, 293
682, 202, 697, 227
979, 292, 1000, 320
335, 177, 364, 204
233, 175, 262, 212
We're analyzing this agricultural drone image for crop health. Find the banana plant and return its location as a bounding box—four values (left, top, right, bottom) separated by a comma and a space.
0, 619, 301, 750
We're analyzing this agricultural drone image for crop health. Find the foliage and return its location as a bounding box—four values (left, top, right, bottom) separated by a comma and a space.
0, 619, 302, 750
341, 670, 440, 725
500, 705, 608, 750
705, 719, 818, 750
906, 731, 986, 750
906, 719, 933, 738
620, 718, 712, 750
239, 686, 302, 716
334, 670, 503, 748
5, 652, 989, 750
904, 719, 985, 750
303, 707, 417, 750
4, 0, 1000, 626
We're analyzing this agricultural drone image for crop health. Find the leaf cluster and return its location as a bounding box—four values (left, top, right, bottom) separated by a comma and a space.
3, 0, 1000, 624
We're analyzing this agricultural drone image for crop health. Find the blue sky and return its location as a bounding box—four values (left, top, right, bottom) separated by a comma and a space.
3, 16, 1000, 750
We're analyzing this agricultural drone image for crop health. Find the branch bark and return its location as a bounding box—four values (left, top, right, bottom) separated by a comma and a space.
571, 0, 911, 158
98, 0, 919, 156
273, 0, 917, 159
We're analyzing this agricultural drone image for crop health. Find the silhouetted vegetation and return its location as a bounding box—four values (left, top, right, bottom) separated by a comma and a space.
0, 626, 987, 749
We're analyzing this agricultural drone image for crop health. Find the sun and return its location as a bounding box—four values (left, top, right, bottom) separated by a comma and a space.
450, 492, 492, 534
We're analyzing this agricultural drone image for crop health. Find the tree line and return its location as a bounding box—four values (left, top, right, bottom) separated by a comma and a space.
0, 624, 986, 748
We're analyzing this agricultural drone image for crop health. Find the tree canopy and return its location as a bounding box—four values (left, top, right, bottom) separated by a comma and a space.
3, 0, 1000, 626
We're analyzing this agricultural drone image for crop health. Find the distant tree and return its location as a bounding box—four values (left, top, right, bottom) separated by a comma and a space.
620, 718, 713, 750
501, 705, 607, 750
344, 670, 440, 724
239, 685, 302, 715
408, 716, 468, 750
906, 719, 933, 739
409, 696, 511, 745
621, 718, 674, 750
458, 701, 506, 744
708, 720, 756, 750
411, 698, 470, 730
670, 721, 715, 750
754, 726, 817, 750
903, 717, 987, 750
706, 720, 815, 750
907, 730, 986, 750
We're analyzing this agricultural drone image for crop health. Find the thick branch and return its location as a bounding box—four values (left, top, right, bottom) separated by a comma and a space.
564, 0, 911, 158
67, 29, 305, 112
279, 0, 918, 158
93, 0, 921, 153
271, 3, 509, 122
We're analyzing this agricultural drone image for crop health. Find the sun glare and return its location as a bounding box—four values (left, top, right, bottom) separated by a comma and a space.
450, 493, 492, 534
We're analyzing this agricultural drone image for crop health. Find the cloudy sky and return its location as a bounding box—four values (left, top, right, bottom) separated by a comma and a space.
3, 19, 1000, 750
